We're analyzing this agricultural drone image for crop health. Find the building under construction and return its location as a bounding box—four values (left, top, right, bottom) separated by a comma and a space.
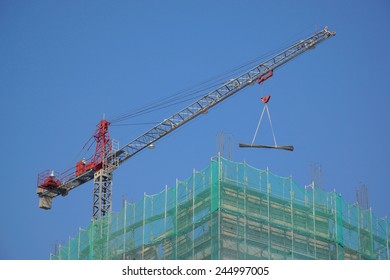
51, 156, 390, 260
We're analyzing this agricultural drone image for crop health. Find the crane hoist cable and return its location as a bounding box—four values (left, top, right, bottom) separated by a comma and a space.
239, 95, 294, 151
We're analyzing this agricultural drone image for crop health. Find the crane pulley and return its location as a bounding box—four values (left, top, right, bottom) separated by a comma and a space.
36, 27, 336, 218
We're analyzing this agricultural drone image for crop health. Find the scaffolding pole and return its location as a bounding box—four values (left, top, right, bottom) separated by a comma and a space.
356, 204, 361, 258
312, 183, 317, 259
78, 228, 81, 260
89, 219, 94, 260
68, 236, 71, 260
386, 218, 389, 259
192, 169, 195, 259
266, 167, 271, 259
150, 195, 154, 258
123, 201, 127, 260
106, 214, 110, 259
290, 176, 294, 260
142, 193, 146, 260
217, 154, 221, 260
369, 208, 374, 258
174, 179, 178, 259
164, 185, 167, 260
244, 162, 247, 259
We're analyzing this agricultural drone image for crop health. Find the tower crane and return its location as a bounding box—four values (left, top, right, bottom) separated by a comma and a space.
36, 27, 336, 219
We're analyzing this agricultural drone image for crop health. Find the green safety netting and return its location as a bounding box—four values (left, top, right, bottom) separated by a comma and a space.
51, 156, 389, 260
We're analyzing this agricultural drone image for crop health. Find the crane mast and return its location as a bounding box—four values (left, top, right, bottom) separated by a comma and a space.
36, 27, 336, 219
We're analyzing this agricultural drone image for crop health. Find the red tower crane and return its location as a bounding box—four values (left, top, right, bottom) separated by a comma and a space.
36, 27, 336, 220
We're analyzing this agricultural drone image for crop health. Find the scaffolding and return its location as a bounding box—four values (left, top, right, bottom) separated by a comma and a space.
51, 155, 390, 260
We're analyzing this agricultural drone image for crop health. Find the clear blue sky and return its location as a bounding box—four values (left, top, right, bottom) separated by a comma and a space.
0, 0, 389, 259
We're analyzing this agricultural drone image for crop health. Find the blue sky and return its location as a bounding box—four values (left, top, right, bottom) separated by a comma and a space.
0, 0, 389, 259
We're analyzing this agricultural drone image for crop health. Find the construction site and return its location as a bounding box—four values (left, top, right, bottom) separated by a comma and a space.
50, 155, 390, 260
35, 27, 389, 260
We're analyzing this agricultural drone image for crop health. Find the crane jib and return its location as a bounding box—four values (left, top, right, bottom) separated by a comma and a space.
115, 27, 335, 164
